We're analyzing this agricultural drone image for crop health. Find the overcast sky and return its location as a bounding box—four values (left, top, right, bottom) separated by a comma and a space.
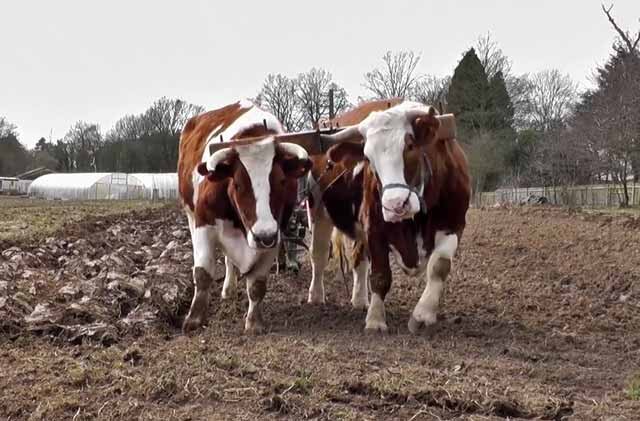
2, 0, 639, 147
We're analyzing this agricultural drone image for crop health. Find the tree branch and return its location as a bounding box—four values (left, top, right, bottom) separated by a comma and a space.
602, 3, 638, 53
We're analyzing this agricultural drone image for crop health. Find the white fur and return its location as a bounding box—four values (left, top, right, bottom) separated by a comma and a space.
433, 230, 458, 260
235, 139, 279, 247
202, 101, 284, 162
411, 231, 458, 327
221, 256, 238, 299
214, 218, 267, 274
365, 293, 388, 331
192, 169, 202, 203
185, 206, 196, 252
353, 161, 365, 177
192, 225, 218, 271
351, 257, 370, 309
358, 101, 431, 223
307, 205, 333, 304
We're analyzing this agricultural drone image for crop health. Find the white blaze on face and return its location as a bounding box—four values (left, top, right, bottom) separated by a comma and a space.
236, 139, 278, 248
361, 101, 427, 223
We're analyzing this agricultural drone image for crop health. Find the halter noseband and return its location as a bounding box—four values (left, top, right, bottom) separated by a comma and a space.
379, 154, 432, 213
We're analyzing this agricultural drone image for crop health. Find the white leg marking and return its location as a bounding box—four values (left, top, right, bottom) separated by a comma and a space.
351, 257, 370, 309
245, 276, 265, 333
409, 231, 458, 333
221, 256, 238, 299
365, 293, 388, 331
185, 207, 196, 262
243, 249, 277, 333
307, 207, 333, 304
183, 224, 218, 332
192, 225, 218, 272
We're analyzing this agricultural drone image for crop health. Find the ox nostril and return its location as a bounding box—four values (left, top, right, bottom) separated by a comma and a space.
255, 232, 278, 248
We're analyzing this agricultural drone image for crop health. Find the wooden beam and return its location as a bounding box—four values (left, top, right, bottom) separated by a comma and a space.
209, 127, 348, 155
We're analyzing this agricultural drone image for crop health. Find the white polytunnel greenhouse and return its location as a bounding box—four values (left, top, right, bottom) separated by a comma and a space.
130, 173, 179, 200
28, 172, 179, 201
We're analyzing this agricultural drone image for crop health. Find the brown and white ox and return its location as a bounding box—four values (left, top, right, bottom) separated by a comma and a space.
307, 99, 471, 333
178, 100, 311, 333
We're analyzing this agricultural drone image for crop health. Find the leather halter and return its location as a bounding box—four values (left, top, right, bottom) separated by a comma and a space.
379, 153, 432, 213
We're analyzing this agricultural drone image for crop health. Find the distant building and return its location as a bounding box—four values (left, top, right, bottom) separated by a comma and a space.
0, 177, 20, 195
15, 167, 55, 181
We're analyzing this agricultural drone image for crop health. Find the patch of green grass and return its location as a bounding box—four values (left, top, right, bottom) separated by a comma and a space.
627, 374, 640, 400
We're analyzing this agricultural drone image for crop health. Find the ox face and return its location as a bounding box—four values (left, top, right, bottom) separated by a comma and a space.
327, 103, 440, 223
198, 139, 311, 249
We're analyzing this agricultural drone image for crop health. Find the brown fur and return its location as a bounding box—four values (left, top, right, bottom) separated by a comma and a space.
178, 101, 310, 232
311, 99, 471, 296
179, 102, 252, 211
319, 97, 403, 128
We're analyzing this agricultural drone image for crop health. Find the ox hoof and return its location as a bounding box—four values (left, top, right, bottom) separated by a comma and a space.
245, 313, 266, 335
244, 321, 266, 335
307, 293, 325, 305
364, 321, 388, 334
182, 316, 204, 335
408, 314, 437, 335
221, 287, 236, 300
351, 298, 369, 311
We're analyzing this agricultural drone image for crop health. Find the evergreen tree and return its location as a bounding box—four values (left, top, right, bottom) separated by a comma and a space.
448, 48, 491, 135
488, 71, 514, 130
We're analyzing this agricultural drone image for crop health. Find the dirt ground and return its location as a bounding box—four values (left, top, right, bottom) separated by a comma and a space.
1, 201, 639, 420
0, 197, 164, 242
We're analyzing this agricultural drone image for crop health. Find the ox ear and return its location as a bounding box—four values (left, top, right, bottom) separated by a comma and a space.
281, 156, 313, 179
327, 142, 365, 166
276, 142, 313, 179
197, 154, 237, 182
411, 106, 441, 147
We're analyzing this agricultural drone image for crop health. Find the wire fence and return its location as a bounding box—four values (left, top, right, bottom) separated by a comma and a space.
477, 183, 640, 208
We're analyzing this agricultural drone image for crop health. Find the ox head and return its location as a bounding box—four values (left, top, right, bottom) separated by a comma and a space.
198, 139, 312, 249
322, 102, 450, 223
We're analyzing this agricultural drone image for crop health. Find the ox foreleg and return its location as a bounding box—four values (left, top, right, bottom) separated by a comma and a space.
183, 225, 218, 334
408, 231, 458, 334
307, 206, 333, 304
365, 237, 391, 332
221, 256, 238, 299
245, 276, 267, 334
347, 238, 370, 310
244, 249, 277, 334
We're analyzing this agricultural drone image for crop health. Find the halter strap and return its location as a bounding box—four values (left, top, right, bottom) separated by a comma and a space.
379, 154, 432, 213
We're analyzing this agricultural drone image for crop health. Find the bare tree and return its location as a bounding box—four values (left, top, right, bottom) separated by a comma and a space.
363, 50, 421, 99
255, 74, 304, 132
465, 129, 506, 200
474, 33, 533, 129
602, 4, 640, 54
411, 75, 450, 109
525, 70, 579, 131
0, 116, 18, 138
62, 122, 103, 171
296, 68, 350, 128
475, 32, 512, 79
142, 97, 204, 136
